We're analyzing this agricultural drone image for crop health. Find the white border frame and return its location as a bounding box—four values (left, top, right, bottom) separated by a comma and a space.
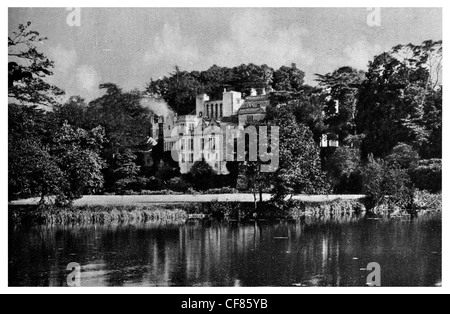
1, 1, 447, 295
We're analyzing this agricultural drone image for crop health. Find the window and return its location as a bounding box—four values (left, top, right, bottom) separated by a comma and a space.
247, 115, 254, 123
215, 104, 219, 118
211, 134, 216, 150
189, 138, 194, 150
181, 154, 186, 164
181, 139, 185, 151
201, 138, 205, 150
189, 154, 194, 164
220, 103, 223, 117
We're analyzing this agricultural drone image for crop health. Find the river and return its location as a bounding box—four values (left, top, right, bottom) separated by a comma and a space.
9, 213, 441, 287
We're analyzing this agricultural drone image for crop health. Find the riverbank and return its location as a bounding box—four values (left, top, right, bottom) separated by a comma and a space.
9, 199, 366, 225
9, 192, 441, 226
9, 194, 366, 206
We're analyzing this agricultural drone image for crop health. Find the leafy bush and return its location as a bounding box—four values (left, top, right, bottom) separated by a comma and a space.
166, 177, 192, 192
146, 176, 164, 191
139, 190, 183, 196
362, 157, 414, 209
187, 161, 216, 191
186, 188, 199, 195
411, 159, 442, 193
386, 143, 420, 169
325, 147, 364, 194
414, 191, 441, 212
204, 187, 239, 194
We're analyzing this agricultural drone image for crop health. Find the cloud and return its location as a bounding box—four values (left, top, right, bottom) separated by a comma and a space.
142, 10, 313, 76
48, 44, 78, 75
342, 37, 382, 70
76, 65, 101, 92
211, 10, 314, 68
144, 23, 200, 70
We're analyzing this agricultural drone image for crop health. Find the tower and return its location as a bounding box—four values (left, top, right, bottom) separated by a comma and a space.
223, 91, 243, 116
196, 94, 210, 118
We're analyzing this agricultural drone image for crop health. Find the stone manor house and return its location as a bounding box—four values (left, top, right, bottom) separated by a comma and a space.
148, 87, 339, 175
150, 88, 270, 175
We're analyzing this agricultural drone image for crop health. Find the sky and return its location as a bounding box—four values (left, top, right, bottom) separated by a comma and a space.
8, 7, 442, 101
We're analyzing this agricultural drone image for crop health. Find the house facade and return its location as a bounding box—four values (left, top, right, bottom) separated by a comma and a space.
150, 88, 270, 174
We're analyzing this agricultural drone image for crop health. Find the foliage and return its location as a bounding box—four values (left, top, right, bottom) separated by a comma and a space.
146, 63, 307, 115
356, 41, 442, 159
273, 63, 305, 92
155, 161, 179, 181
385, 143, 420, 170
270, 90, 327, 143
316, 67, 365, 144
50, 96, 88, 129
8, 22, 64, 106
325, 147, 363, 194
166, 177, 192, 192
9, 136, 64, 201
261, 104, 331, 200
411, 159, 442, 193
203, 187, 239, 194
50, 122, 106, 203
188, 160, 217, 191
54, 85, 155, 192
9, 104, 106, 203
110, 149, 147, 193
362, 157, 414, 209
414, 190, 441, 212
85, 84, 152, 152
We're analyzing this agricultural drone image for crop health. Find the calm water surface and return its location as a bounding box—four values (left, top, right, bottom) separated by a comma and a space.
9, 213, 441, 287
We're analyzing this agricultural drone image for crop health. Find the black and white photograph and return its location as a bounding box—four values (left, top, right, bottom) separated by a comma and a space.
3, 3, 446, 296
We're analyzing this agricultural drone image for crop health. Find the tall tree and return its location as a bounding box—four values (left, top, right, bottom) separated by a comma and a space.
9, 104, 106, 203
316, 67, 365, 146
356, 40, 442, 159
8, 22, 64, 106
270, 90, 327, 144
146, 66, 203, 115
259, 104, 330, 200
50, 96, 88, 129
9, 104, 63, 201
273, 63, 305, 92
50, 122, 106, 202
86, 84, 152, 153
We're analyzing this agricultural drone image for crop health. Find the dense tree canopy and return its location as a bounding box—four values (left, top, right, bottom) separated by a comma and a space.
316, 67, 365, 145
256, 104, 330, 199
146, 63, 307, 115
356, 41, 442, 159
8, 21, 442, 205
9, 104, 106, 203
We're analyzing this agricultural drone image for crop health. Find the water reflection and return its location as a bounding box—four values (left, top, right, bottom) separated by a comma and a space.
9, 213, 441, 287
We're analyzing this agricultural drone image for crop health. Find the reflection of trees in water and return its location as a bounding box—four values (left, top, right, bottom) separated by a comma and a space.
9, 215, 441, 287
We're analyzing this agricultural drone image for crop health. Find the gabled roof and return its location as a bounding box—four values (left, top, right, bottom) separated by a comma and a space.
238, 95, 270, 115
